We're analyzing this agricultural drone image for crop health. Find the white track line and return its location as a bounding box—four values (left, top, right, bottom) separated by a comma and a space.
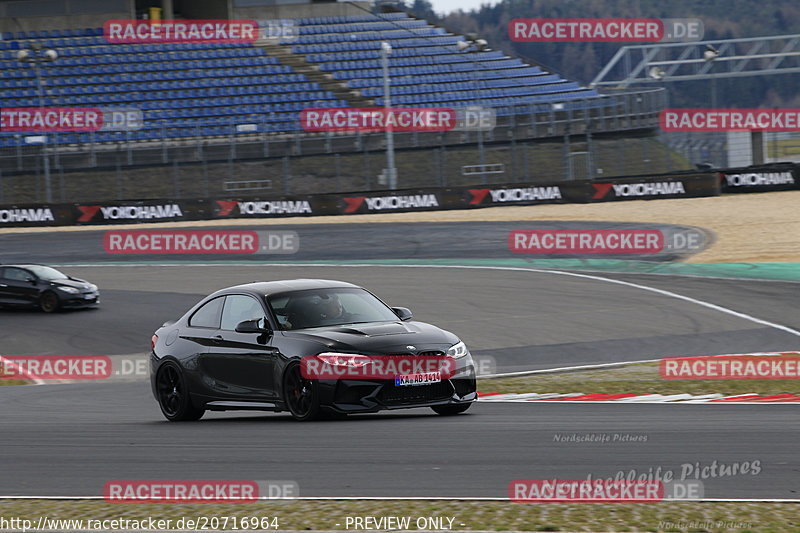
480, 358, 662, 379
357, 264, 800, 338
52, 262, 800, 339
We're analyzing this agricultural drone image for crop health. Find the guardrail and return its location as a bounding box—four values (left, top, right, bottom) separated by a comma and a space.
10, 163, 792, 228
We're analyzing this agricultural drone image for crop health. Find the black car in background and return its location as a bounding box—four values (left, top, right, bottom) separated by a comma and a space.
0, 264, 99, 312
150, 279, 477, 421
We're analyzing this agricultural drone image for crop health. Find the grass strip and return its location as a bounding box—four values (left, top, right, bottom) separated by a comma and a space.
478, 362, 800, 396
0, 499, 798, 532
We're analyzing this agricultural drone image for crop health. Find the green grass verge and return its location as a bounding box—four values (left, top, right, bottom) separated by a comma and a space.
0, 499, 798, 532
0, 379, 29, 386
478, 362, 800, 396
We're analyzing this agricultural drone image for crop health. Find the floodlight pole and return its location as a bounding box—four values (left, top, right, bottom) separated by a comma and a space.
458, 38, 489, 184
18, 44, 58, 203
380, 41, 397, 190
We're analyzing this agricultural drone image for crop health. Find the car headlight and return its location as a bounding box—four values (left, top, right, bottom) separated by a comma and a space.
316, 353, 371, 368
57, 286, 79, 294
447, 341, 469, 359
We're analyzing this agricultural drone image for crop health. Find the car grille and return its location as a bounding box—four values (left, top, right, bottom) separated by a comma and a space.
417, 350, 446, 356
379, 380, 454, 405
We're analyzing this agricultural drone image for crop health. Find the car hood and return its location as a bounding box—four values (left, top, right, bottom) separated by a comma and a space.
282, 320, 460, 353
51, 278, 94, 291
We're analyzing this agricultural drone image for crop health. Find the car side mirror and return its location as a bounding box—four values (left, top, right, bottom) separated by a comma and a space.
26, 276, 36, 284
235, 319, 272, 334
392, 307, 413, 321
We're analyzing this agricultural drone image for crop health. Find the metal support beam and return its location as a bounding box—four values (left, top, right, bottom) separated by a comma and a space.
591, 34, 800, 88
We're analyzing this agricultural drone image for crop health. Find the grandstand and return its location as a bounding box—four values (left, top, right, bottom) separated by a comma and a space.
0, 0, 666, 202
1, 11, 606, 147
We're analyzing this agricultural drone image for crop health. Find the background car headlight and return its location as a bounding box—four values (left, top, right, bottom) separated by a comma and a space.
57, 286, 79, 294
447, 341, 469, 358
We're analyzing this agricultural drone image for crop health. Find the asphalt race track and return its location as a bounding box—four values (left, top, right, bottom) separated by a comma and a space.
2, 265, 798, 370
0, 223, 798, 499
0, 221, 712, 263
1, 383, 798, 499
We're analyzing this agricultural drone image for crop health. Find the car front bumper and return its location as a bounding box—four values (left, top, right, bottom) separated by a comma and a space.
59, 291, 100, 308
318, 364, 478, 414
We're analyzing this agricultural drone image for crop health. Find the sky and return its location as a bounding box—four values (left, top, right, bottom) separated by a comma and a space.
427, 0, 502, 16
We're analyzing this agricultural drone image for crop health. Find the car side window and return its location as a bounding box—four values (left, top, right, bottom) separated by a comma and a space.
188, 297, 224, 329
221, 295, 266, 331
4, 268, 32, 282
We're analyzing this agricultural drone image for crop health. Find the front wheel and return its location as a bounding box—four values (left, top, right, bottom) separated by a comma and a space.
283, 363, 322, 421
155, 362, 204, 421
432, 403, 472, 416
39, 291, 60, 313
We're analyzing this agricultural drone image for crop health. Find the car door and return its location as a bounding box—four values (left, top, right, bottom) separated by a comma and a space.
180, 295, 226, 360
0, 267, 40, 305
0, 268, 10, 304
200, 294, 280, 400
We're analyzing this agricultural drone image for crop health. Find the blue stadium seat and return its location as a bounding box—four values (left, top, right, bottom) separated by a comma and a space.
0, 13, 602, 145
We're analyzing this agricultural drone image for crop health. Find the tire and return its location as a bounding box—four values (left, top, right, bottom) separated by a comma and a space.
283, 363, 322, 421
155, 361, 204, 421
39, 291, 60, 313
431, 403, 472, 416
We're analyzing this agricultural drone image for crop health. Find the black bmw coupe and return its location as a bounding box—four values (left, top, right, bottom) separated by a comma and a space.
150, 279, 477, 421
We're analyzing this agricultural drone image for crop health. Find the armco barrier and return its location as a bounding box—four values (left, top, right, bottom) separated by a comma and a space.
718, 162, 799, 194
213, 197, 320, 218
0, 204, 72, 227
0, 168, 765, 228
73, 200, 206, 225
585, 172, 720, 202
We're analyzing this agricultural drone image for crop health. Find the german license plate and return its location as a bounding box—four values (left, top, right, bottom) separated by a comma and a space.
394, 372, 441, 386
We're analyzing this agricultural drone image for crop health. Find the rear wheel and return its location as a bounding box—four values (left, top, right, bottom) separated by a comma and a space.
155, 362, 204, 421
283, 363, 322, 421
39, 291, 60, 313
432, 403, 472, 416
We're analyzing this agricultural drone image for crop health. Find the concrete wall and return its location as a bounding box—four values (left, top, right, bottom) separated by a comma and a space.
232, 0, 372, 21
0, 0, 373, 34
0, 0, 134, 33
179, 0, 230, 19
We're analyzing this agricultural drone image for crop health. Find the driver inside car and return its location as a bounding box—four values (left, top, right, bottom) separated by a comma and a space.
283, 294, 355, 329
318, 294, 353, 324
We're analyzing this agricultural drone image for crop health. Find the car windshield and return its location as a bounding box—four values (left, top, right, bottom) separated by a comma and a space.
25, 266, 69, 281
268, 287, 399, 330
